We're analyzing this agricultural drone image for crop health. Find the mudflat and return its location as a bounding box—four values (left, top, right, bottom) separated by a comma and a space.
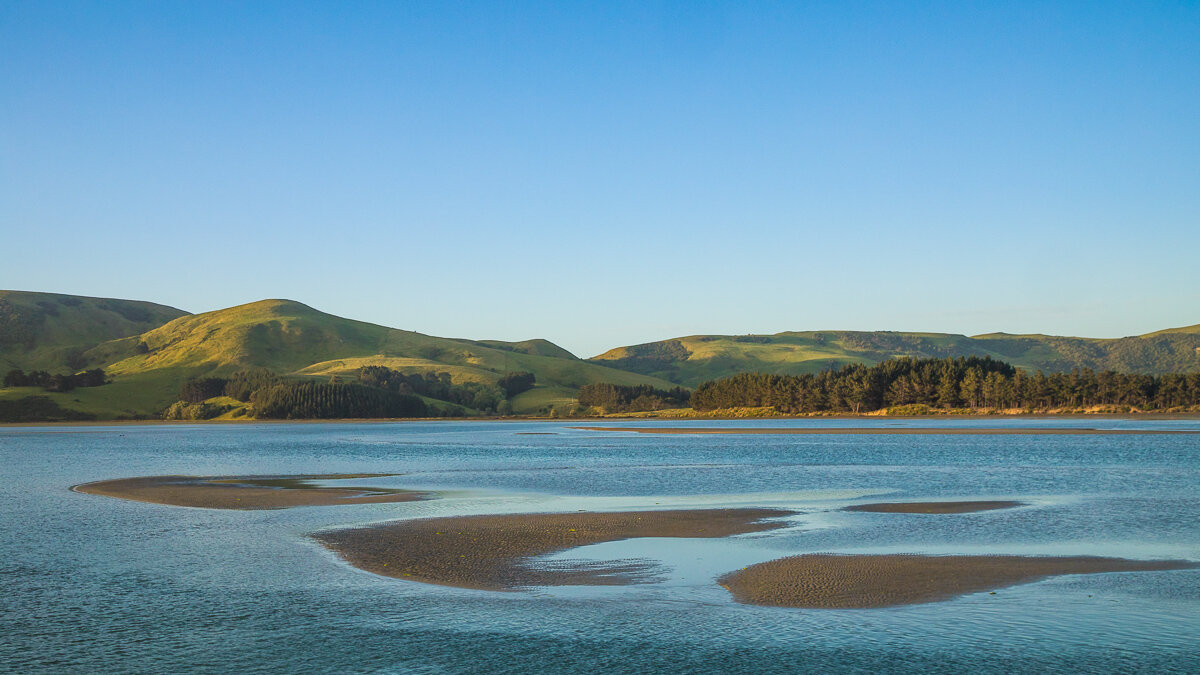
845, 500, 1024, 514
314, 508, 791, 590
719, 554, 1197, 608
73, 474, 428, 510
573, 426, 1198, 435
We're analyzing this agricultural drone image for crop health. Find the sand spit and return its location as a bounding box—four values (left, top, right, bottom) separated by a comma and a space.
315, 508, 791, 591
573, 426, 1197, 435
73, 474, 428, 510
719, 554, 1198, 608
845, 500, 1024, 514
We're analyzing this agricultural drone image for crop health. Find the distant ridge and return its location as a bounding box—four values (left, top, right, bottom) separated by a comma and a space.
588, 326, 1200, 387
1133, 323, 1200, 337
0, 290, 188, 372
467, 339, 579, 360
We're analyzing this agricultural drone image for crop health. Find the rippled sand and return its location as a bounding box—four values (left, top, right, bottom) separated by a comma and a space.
315, 508, 791, 590
845, 500, 1024, 513
719, 554, 1197, 608
73, 474, 428, 510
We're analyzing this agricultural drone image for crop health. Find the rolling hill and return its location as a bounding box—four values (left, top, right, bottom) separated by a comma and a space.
2, 297, 681, 418
588, 326, 1200, 387
3, 290, 1198, 420
0, 290, 188, 373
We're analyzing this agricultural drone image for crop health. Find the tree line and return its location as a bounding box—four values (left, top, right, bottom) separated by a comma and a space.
172, 368, 430, 420
577, 383, 692, 413
251, 381, 428, 419
357, 366, 525, 413
173, 366, 535, 419
497, 371, 536, 398
3, 368, 108, 392
179, 369, 283, 403
689, 357, 1200, 413
0, 396, 96, 423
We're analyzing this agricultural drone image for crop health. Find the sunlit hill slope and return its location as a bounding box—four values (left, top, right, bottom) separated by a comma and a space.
589, 328, 1200, 387
4, 290, 1198, 421
2, 297, 679, 418
0, 290, 188, 373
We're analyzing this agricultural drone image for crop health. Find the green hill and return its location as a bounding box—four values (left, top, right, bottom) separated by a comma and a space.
5, 291, 1197, 421
466, 338, 579, 360
589, 326, 1200, 387
0, 290, 188, 373
5, 298, 678, 418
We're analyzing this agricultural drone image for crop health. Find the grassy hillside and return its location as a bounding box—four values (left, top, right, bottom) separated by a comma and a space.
464, 338, 578, 360
589, 326, 1200, 387
1141, 323, 1200, 336
30, 299, 679, 418
7, 291, 1195, 421
102, 299, 391, 376
0, 290, 188, 372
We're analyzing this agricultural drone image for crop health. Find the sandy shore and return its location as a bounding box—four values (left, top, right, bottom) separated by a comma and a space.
315, 508, 791, 590
845, 500, 1024, 514
719, 554, 1197, 608
5, 412, 1200, 428
73, 474, 429, 510
573, 426, 1197, 435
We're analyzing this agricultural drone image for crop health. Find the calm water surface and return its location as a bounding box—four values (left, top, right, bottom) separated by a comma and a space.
2, 419, 1199, 674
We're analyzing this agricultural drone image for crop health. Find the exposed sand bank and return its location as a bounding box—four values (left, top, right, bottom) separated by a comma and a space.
315, 508, 791, 590
845, 500, 1024, 514
719, 554, 1197, 608
573, 426, 1198, 435
73, 474, 429, 510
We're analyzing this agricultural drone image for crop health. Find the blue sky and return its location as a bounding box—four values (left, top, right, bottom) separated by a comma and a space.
2, 1, 1198, 357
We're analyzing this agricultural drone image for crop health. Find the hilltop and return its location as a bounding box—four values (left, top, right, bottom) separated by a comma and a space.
2, 290, 1197, 421
589, 327, 1200, 387
1, 296, 678, 419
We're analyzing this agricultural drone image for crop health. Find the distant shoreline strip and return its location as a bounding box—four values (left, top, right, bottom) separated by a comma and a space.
844, 500, 1024, 513
572, 426, 1199, 436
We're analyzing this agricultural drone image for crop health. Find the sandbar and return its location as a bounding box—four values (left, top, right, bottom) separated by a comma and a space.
719, 554, 1197, 608
844, 500, 1024, 514
573, 426, 1197, 435
73, 474, 429, 510
314, 508, 791, 590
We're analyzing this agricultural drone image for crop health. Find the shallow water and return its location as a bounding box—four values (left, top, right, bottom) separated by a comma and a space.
2, 419, 1199, 674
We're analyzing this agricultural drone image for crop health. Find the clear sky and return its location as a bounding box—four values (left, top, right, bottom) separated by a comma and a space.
3, 1, 1198, 357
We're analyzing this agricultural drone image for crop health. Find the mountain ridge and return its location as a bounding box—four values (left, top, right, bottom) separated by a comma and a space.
2, 290, 1197, 420
588, 325, 1200, 387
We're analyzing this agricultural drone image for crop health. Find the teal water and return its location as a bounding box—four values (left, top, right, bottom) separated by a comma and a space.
2, 419, 1199, 674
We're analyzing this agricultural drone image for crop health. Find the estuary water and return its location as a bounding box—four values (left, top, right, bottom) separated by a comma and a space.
2, 419, 1199, 674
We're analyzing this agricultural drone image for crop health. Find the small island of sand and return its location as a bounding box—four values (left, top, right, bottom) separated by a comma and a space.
844, 500, 1024, 514
314, 508, 791, 590
719, 554, 1197, 608
73, 474, 429, 510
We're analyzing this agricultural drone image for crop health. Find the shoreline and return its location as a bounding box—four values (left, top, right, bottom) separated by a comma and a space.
6, 412, 1200, 428
572, 426, 1200, 435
